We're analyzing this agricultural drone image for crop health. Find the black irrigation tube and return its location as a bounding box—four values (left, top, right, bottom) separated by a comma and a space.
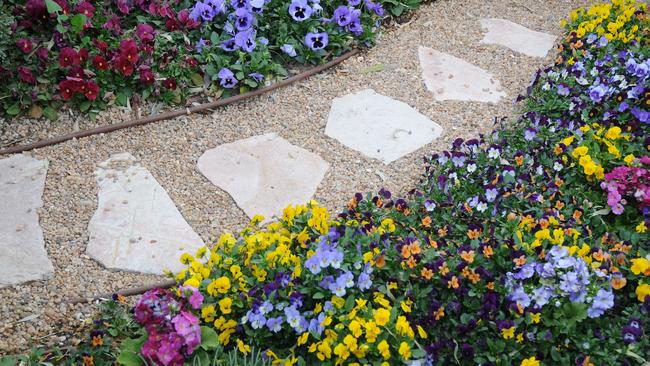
0, 48, 360, 156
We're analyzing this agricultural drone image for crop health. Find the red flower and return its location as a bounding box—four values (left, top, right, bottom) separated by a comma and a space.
26, 0, 48, 22
16, 38, 33, 53
84, 81, 99, 100
92, 55, 108, 70
54, 0, 70, 14
139, 68, 155, 85
119, 39, 138, 63
78, 48, 89, 64
102, 15, 122, 35
186, 57, 198, 67
59, 47, 80, 67
75, 1, 95, 18
68, 67, 85, 79
59, 79, 81, 99
162, 77, 177, 90
114, 56, 134, 76
136, 24, 154, 42
18, 66, 36, 84
93, 40, 108, 53
165, 18, 179, 32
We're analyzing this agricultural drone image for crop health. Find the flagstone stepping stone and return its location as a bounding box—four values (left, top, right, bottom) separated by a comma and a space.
480, 18, 556, 58
0, 154, 54, 288
325, 89, 443, 164
87, 152, 204, 274
197, 133, 329, 219
418, 46, 505, 103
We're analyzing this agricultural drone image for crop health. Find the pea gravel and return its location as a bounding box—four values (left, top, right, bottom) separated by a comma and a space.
0, 0, 593, 354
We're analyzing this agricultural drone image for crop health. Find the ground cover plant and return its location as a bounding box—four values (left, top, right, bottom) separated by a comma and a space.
2, 0, 648, 365
1, 0, 420, 121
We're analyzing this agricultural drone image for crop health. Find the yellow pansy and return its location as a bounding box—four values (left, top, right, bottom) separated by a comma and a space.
521, 356, 540, 366
374, 308, 390, 326
219, 297, 233, 314
636, 283, 650, 302
636, 221, 647, 233
630, 258, 650, 275
398, 342, 411, 360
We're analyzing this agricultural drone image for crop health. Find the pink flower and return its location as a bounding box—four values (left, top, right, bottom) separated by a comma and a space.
16, 38, 33, 53
179, 286, 204, 309
136, 24, 155, 42
116, 0, 130, 14
102, 15, 122, 35
139, 67, 155, 85
171, 311, 201, 353
18, 66, 36, 84
36, 48, 48, 60
119, 39, 138, 63
75, 1, 95, 17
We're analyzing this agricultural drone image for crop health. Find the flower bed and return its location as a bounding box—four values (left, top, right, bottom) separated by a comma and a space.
1, 0, 418, 121
2, 0, 648, 365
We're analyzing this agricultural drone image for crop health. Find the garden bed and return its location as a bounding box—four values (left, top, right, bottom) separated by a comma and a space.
0, 0, 422, 148
2, 0, 648, 365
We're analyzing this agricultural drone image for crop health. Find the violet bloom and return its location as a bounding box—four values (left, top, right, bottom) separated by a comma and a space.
234, 28, 256, 52
281, 43, 297, 57
231, 0, 249, 8
250, 0, 264, 12
588, 84, 608, 103
557, 84, 570, 96
587, 289, 614, 318
333, 6, 351, 26
347, 10, 362, 36
305, 32, 328, 50
631, 107, 649, 124
234, 8, 254, 30
348, 0, 361, 5
196, 38, 207, 53
221, 38, 237, 51
206, 0, 225, 14
524, 128, 537, 141
191, 1, 215, 21
218, 67, 238, 88
249, 72, 264, 82
136, 24, 155, 42
508, 284, 531, 308
289, 0, 312, 21
266, 316, 283, 332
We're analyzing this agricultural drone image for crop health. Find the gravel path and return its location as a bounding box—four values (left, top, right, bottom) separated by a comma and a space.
0, 0, 592, 353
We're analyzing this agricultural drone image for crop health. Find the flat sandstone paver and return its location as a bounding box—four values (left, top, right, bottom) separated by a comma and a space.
87, 152, 204, 274
0, 154, 53, 287
197, 133, 329, 219
325, 89, 443, 164
480, 18, 556, 58
418, 46, 505, 103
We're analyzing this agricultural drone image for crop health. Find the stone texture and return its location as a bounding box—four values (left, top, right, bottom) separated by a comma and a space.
197, 133, 329, 219
87, 153, 204, 274
418, 46, 505, 103
480, 18, 556, 58
0, 154, 53, 288
325, 89, 443, 164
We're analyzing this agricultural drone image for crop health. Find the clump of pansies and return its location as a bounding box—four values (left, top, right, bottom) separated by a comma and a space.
2, 0, 401, 121
118, 1, 648, 365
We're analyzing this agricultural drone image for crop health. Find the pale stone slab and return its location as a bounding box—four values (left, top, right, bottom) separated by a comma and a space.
197, 133, 329, 219
87, 153, 204, 274
0, 154, 54, 287
480, 18, 556, 58
325, 89, 442, 164
418, 46, 505, 103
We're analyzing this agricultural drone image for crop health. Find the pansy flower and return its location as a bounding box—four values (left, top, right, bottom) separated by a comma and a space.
289, 0, 312, 22
305, 32, 328, 51
16, 38, 33, 53
218, 67, 238, 88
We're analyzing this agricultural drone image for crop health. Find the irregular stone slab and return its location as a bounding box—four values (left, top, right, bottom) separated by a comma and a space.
87, 153, 204, 274
418, 46, 505, 103
325, 89, 442, 164
197, 133, 329, 219
0, 154, 53, 287
480, 18, 556, 58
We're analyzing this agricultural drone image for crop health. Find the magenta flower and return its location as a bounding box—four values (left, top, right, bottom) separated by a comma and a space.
136, 24, 155, 42
18, 66, 36, 84
16, 38, 33, 53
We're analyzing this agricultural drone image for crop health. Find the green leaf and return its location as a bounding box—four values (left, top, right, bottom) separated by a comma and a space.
79, 100, 92, 112
0, 356, 18, 366
116, 352, 143, 366
120, 334, 147, 353
191, 73, 204, 87
44, 0, 63, 13
344, 295, 355, 312
312, 292, 325, 299
43, 107, 58, 121
200, 326, 219, 350
6, 103, 20, 116
70, 14, 86, 33
189, 349, 210, 365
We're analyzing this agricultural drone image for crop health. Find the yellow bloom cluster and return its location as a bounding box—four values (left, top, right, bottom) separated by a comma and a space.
563, 0, 646, 43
